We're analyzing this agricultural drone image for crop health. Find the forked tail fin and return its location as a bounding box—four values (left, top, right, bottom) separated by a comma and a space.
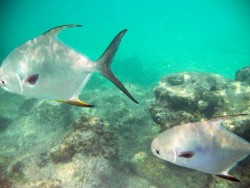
96, 29, 138, 104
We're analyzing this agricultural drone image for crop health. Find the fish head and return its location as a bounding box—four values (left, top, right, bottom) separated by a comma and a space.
151, 134, 177, 163
0, 67, 22, 94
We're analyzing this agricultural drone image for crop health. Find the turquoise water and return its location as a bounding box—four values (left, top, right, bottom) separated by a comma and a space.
1, 0, 250, 85
0, 0, 250, 187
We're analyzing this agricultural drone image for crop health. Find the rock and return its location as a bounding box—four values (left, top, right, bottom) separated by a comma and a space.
8, 161, 24, 181
0, 99, 74, 157
221, 116, 250, 140
0, 178, 12, 188
15, 154, 155, 188
50, 114, 118, 163
0, 90, 25, 120
66, 155, 155, 188
150, 72, 250, 131
17, 178, 62, 188
33, 179, 62, 188
131, 151, 210, 188
0, 116, 11, 132
150, 72, 228, 130
163, 74, 185, 86
0, 86, 159, 188
235, 66, 250, 84
18, 99, 72, 128
0, 162, 12, 188
0, 99, 75, 184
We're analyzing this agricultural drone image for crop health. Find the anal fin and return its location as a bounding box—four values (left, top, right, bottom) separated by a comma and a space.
216, 174, 240, 182
57, 99, 94, 107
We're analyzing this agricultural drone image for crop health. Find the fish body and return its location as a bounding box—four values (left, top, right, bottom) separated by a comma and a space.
151, 115, 250, 182
0, 25, 138, 106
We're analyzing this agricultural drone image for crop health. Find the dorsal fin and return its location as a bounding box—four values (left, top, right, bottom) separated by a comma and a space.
43, 24, 82, 37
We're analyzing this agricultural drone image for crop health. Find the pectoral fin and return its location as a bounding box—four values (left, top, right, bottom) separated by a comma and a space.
216, 173, 240, 182
57, 99, 94, 107
177, 151, 195, 158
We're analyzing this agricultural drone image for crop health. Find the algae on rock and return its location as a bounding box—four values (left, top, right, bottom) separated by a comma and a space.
150, 72, 250, 131
50, 114, 118, 163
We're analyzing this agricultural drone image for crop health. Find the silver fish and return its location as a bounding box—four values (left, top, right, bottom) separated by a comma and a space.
0, 24, 138, 107
151, 114, 250, 182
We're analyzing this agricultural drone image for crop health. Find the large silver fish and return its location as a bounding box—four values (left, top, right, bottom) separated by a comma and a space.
151, 114, 250, 182
0, 24, 138, 107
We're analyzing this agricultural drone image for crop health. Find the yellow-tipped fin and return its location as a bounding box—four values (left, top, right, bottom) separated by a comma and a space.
57, 99, 94, 107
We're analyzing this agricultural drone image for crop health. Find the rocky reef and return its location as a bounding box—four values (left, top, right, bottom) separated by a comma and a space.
0, 91, 157, 187
235, 66, 250, 84
16, 110, 157, 187
50, 114, 118, 163
0, 97, 74, 188
150, 71, 250, 131
0, 67, 249, 188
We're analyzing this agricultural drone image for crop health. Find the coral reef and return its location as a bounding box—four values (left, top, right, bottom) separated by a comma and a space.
50, 114, 118, 163
0, 116, 11, 132
235, 66, 250, 84
131, 153, 211, 188
0, 90, 25, 113
0, 163, 12, 188
150, 72, 250, 131
0, 98, 75, 187
19, 98, 72, 128
0, 99, 73, 161
0, 67, 250, 188
0, 96, 156, 187
17, 155, 155, 188
28, 179, 62, 188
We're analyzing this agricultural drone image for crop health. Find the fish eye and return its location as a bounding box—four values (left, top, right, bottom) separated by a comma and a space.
1, 79, 6, 85
155, 149, 160, 155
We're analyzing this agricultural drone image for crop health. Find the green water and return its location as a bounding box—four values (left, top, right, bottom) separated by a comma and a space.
1, 0, 250, 86
0, 1, 250, 187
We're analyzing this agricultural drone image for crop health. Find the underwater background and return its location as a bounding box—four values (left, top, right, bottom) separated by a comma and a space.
0, 0, 250, 187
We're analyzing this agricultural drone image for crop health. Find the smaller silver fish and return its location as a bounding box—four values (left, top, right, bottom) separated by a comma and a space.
151, 114, 250, 182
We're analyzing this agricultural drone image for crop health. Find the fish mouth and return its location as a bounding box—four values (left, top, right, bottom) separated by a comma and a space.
15, 73, 23, 94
